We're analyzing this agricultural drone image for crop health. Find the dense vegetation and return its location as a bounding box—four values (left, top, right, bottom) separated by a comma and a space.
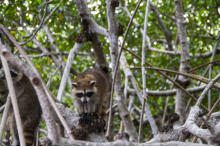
0, 0, 220, 145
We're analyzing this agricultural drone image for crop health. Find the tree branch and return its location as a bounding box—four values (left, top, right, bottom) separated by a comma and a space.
73, 0, 108, 36
127, 85, 206, 96
150, 1, 173, 51
174, 0, 191, 121
139, 0, 151, 142
57, 43, 82, 101
196, 73, 220, 106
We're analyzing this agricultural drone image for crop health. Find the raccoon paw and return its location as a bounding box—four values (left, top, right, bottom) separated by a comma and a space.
71, 128, 88, 140
79, 113, 92, 125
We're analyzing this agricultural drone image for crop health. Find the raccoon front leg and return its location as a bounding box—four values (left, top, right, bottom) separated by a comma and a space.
86, 100, 97, 114
75, 99, 85, 114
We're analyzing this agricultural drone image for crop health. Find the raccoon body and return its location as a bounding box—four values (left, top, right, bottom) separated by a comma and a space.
72, 68, 110, 121
0, 71, 42, 145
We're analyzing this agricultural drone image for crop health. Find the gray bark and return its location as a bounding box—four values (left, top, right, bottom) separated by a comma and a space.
174, 0, 191, 122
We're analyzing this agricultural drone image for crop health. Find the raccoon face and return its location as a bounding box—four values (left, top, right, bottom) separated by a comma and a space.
72, 77, 97, 104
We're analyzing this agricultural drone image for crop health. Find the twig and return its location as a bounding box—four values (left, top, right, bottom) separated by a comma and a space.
0, 54, 26, 145
23, 52, 91, 58
19, 2, 48, 45
190, 59, 220, 73
43, 25, 63, 62
107, 0, 143, 139
19, 0, 64, 46
0, 95, 11, 142
57, 43, 82, 101
44, 0, 64, 23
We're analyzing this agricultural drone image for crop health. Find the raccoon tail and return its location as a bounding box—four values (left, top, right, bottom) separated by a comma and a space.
23, 128, 35, 146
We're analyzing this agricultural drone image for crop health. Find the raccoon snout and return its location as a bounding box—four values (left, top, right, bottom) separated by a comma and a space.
81, 97, 87, 103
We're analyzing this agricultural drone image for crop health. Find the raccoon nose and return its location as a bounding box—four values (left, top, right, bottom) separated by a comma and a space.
81, 97, 87, 103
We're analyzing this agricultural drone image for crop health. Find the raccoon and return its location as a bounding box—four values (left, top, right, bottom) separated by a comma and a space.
71, 68, 110, 120
0, 69, 42, 145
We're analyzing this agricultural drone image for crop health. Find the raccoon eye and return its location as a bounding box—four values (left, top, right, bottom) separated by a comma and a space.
76, 93, 83, 98
86, 91, 94, 97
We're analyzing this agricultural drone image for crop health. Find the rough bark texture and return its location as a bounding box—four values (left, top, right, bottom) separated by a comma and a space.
174, 0, 191, 122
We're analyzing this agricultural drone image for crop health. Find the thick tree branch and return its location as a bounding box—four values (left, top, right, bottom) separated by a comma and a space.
184, 106, 211, 143
175, 0, 191, 121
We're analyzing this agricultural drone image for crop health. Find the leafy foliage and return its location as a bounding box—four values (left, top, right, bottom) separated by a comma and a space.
0, 0, 220, 142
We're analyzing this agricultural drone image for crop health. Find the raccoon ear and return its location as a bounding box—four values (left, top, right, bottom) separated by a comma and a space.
72, 82, 78, 88
89, 80, 96, 86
